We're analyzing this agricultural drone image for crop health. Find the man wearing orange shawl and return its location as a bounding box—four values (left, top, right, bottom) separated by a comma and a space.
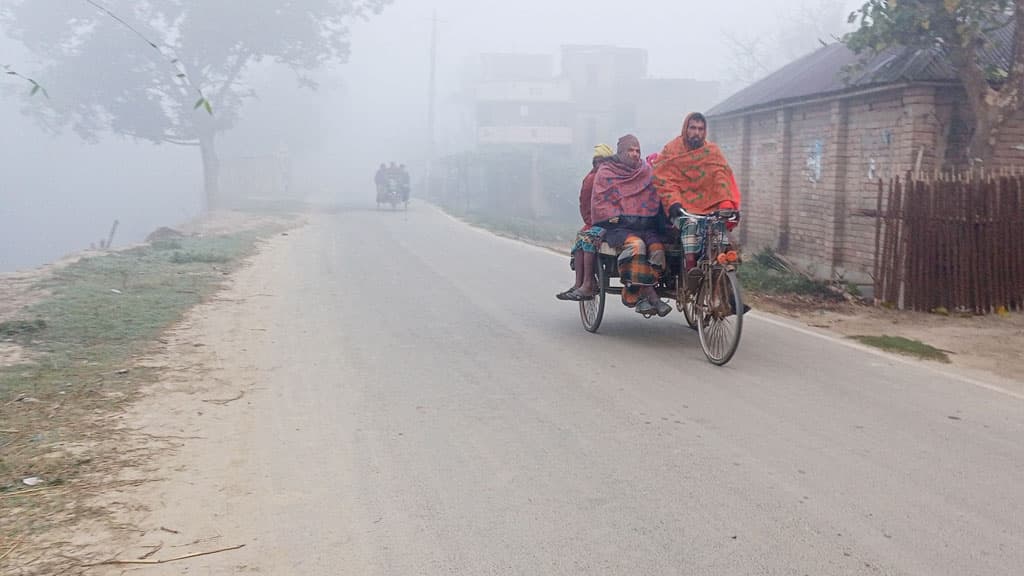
653, 112, 741, 272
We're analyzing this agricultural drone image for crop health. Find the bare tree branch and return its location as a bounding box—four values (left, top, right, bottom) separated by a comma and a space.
2, 65, 48, 98
81, 0, 212, 114
161, 137, 200, 146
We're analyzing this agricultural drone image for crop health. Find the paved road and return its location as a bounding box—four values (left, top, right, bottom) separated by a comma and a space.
120, 202, 1024, 575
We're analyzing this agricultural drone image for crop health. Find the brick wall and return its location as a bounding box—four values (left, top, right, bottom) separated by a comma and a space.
710, 112, 785, 253
785, 102, 836, 274
707, 83, 1024, 283
993, 109, 1024, 167
745, 112, 784, 252
710, 87, 931, 281
841, 89, 908, 275
713, 116, 743, 165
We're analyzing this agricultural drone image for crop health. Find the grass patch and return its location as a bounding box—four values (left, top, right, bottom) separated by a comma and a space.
7, 233, 262, 382
0, 225, 280, 568
0, 319, 47, 341
149, 238, 183, 251
170, 250, 232, 264
738, 249, 841, 299
849, 335, 951, 363
460, 212, 578, 245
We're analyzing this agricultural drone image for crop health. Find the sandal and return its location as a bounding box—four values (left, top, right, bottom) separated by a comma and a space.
555, 288, 578, 301
569, 289, 596, 301
654, 299, 673, 317
574, 287, 597, 301
558, 288, 595, 302
635, 300, 656, 315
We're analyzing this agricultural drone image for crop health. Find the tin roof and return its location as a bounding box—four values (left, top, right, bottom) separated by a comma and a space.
709, 20, 1014, 117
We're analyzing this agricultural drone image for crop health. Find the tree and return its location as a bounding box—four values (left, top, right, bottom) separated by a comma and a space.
844, 0, 1022, 165
2, 0, 391, 208
3, 64, 48, 98
724, 0, 847, 86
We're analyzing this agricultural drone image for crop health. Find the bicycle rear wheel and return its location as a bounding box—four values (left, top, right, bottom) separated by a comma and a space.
696, 269, 744, 365
682, 293, 698, 330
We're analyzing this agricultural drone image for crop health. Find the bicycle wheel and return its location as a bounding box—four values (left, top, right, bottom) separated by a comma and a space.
580, 256, 608, 333
696, 269, 744, 365
682, 294, 698, 330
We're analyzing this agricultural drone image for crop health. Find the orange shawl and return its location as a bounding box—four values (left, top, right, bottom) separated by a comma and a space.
653, 123, 740, 215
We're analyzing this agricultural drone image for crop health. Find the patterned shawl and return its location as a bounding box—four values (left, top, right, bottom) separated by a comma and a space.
591, 159, 659, 225
653, 115, 741, 214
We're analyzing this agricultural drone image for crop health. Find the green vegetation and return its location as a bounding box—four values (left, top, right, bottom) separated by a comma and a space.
849, 335, 951, 363
738, 249, 842, 299
1, 232, 262, 395
461, 213, 578, 245
149, 238, 183, 251
0, 319, 47, 340
0, 227, 275, 549
844, 0, 1018, 164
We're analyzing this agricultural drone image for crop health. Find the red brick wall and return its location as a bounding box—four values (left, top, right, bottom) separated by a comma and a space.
993, 109, 1024, 167
713, 116, 744, 168
707, 83, 1024, 282
744, 112, 784, 252
841, 90, 909, 274
784, 102, 836, 273
709, 112, 787, 254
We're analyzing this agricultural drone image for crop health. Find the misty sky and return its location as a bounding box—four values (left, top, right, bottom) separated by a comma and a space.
1, 0, 862, 272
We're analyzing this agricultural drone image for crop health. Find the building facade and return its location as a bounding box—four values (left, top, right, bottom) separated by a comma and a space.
709, 40, 1022, 284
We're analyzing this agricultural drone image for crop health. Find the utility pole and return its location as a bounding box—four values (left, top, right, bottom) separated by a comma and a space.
427, 9, 438, 161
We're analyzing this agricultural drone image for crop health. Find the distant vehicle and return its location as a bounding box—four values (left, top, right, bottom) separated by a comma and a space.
377, 174, 407, 211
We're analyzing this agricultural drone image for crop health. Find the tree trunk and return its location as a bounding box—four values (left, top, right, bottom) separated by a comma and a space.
199, 129, 220, 211
960, 0, 1024, 168
969, 104, 999, 167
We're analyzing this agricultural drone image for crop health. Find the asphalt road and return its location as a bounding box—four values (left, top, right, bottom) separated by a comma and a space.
116, 202, 1024, 575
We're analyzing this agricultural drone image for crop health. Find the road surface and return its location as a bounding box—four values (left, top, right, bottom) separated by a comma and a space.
105, 202, 1024, 575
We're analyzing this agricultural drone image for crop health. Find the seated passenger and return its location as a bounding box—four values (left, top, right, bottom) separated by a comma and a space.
556, 143, 615, 302
592, 134, 672, 317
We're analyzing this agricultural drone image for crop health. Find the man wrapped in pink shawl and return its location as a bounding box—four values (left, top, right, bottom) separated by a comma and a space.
590, 134, 671, 317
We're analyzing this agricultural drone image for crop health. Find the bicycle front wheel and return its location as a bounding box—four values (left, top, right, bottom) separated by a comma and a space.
696, 269, 744, 366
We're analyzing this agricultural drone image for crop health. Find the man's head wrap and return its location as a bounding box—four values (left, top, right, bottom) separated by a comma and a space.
593, 143, 614, 158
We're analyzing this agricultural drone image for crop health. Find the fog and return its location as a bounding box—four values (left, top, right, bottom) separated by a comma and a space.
1, 0, 861, 272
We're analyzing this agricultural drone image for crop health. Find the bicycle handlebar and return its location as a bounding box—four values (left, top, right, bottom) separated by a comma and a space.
675, 207, 740, 222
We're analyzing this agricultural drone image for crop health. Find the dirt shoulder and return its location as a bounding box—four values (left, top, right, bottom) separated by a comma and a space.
0, 210, 301, 575
748, 292, 1024, 386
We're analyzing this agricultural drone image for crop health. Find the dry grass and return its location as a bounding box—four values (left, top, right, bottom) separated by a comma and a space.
0, 225, 285, 574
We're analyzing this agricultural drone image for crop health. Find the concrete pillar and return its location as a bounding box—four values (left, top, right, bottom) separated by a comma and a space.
901, 86, 939, 176
827, 98, 851, 274
738, 115, 752, 246
777, 108, 793, 254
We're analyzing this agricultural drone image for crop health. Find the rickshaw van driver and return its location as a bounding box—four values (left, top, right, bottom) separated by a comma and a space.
653, 112, 741, 282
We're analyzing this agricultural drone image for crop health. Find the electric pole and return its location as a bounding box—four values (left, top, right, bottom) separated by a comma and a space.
427, 9, 438, 162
